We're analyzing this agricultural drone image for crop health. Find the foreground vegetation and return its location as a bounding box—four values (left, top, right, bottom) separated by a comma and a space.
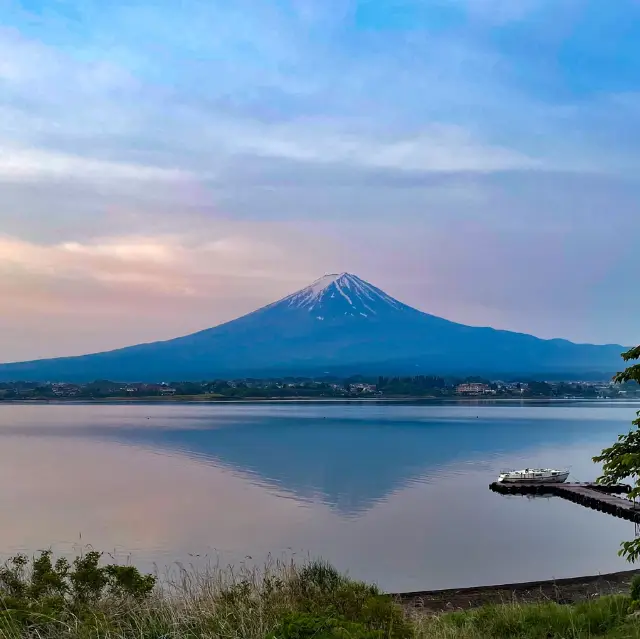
1, 551, 640, 638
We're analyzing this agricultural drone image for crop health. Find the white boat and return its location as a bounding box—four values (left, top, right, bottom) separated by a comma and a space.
498, 468, 570, 484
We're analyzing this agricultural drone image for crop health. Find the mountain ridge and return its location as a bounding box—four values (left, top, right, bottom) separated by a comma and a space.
0, 273, 626, 382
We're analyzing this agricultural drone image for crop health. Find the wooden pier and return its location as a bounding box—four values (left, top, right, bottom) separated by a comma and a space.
489, 482, 639, 522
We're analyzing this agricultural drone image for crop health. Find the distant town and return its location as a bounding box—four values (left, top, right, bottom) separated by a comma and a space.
0, 375, 638, 401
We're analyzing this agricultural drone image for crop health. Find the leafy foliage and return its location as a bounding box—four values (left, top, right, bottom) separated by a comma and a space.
294, 561, 345, 597
0, 550, 155, 630
211, 560, 411, 639
266, 612, 384, 639
594, 345, 640, 560
614, 346, 640, 384
630, 575, 640, 603
288, 562, 412, 639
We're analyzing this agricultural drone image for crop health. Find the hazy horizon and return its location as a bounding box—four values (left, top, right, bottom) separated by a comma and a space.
2, 0, 639, 362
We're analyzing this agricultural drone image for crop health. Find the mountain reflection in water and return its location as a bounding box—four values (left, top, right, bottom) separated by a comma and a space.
0, 401, 637, 591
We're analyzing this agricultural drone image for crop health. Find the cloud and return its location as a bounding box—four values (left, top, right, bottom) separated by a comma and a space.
0, 14, 588, 173
0, 147, 194, 183
0, 230, 329, 296
1, 5, 635, 198
0, 221, 351, 361
59, 240, 175, 263
229, 123, 539, 173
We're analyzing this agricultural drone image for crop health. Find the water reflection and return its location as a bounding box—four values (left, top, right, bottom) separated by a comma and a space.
0, 401, 638, 591
77, 403, 636, 516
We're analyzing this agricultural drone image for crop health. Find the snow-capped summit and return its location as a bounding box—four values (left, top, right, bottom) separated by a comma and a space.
277, 272, 405, 319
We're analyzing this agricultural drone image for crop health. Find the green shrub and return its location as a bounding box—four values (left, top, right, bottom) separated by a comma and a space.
290, 563, 412, 639
296, 561, 344, 595
630, 575, 640, 602
0, 550, 156, 631
210, 562, 412, 639
267, 612, 384, 639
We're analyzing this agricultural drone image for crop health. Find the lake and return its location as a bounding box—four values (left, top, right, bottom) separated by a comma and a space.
0, 400, 638, 592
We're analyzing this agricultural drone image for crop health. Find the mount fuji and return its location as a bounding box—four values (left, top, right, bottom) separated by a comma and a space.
0, 273, 625, 381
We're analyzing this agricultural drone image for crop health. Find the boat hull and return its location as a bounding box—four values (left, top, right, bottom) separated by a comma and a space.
499, 472, 569, 484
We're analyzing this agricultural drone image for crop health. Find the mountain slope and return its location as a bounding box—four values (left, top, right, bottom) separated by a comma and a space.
0, 273, 625, 381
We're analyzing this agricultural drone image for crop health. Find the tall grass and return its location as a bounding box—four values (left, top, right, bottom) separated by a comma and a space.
0, 551, 638, 638
0, 552, 412, 638
414, 596, 640, 638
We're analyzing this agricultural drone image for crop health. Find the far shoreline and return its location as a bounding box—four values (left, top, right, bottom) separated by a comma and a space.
1, 396, 636, 405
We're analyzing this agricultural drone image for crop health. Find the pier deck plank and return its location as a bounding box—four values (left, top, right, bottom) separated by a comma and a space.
489, 482, 639, 521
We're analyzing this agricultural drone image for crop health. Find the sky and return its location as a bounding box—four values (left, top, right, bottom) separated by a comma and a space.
1, 0, 639, 362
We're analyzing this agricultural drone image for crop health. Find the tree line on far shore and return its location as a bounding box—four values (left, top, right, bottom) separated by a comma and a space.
1, 374, 637, 400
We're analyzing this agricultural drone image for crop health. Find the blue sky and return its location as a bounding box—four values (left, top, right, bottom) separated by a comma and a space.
0, 0, 639, 360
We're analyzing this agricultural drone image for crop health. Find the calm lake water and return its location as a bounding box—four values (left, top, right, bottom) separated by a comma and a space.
1, 400, 639, 592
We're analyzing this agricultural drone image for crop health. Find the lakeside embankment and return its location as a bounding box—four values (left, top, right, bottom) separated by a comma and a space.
395, 569, 640, 613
